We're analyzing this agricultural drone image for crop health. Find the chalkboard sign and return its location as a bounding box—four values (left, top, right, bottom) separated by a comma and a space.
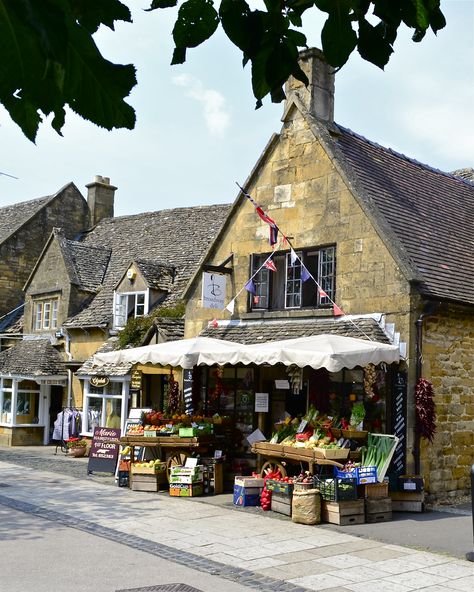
390, 371, 407, 478
87, 427, 121, 474
183, 369, 193, 414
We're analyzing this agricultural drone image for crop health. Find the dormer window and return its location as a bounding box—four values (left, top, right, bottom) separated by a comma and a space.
114, 291, 148, 328
34, 299, 59, 331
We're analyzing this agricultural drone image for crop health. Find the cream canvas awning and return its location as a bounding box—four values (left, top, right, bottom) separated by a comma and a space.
92, 334, 399, 372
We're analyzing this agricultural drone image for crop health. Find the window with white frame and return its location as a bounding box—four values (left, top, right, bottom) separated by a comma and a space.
33, 299, 59, 331
0, 378, 41, 425
250, 246, 336, 311
83, 381, 124, 434
114, 291, 148, 328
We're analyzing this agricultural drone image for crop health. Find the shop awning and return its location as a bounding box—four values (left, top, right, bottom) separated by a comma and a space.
92, 334, 399, 372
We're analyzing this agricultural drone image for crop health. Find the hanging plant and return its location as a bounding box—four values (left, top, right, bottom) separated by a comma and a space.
415, 378, 436, 443
166, 370, 181, 415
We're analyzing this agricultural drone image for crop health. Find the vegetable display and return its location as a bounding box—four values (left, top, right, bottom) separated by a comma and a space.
362, 433, 397, 478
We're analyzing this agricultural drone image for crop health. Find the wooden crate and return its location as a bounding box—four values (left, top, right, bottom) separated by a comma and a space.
322, 500, 365, 525
365, 497, 392, 523
271, 492, 292, 516
390, 490, 424, 512
131, 473, 167, 492
363, 482, 389, 498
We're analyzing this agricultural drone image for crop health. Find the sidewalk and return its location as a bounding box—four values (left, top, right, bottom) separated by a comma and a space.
0, 447, 473, 592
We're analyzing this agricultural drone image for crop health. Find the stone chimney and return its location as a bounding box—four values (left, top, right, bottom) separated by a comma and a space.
284, 48, 335, 122
86, 175, 117, 225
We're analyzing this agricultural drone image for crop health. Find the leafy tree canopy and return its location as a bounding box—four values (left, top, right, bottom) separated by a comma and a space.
0, 0, 445, 141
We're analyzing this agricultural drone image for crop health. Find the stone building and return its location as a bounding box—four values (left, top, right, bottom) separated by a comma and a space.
0, 182, 89, 347
0, 174, 230, 445
183, 49, 474, 502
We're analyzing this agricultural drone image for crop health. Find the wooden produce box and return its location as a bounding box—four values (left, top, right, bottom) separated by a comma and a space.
390, 490, 425, 512
131, 473, 168, 492
131, 462, 167, 475
361, 481, 389, 498
322, 499, 365, 525
271, 492, 292, 516
314, 447, 349, 461
365, 497, 392, 523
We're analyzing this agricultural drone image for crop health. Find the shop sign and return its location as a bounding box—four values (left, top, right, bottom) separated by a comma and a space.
90, 375, 110, 388
275, 379, 290, 390
130, 369, 142, 390
255, 392, 269, 413
87, 427, 121, 474
201, 272, 226, 309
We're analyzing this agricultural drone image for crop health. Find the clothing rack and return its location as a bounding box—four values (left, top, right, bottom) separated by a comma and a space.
53, 406, 82, 455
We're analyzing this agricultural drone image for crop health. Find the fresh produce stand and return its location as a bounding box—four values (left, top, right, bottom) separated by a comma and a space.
119, 434, 216, 481
251, 441, 347, 476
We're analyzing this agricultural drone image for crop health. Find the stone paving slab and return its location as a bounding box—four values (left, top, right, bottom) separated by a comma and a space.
0, 455, 473, 592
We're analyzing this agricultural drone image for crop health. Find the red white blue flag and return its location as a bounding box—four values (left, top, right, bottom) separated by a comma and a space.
237, 183, 279, 246
264, 259, 277, 272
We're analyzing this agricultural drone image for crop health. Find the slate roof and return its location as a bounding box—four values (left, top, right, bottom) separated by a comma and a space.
0, 339, 66, 376
63, 239, 111, 292
333, 127, 474, 305
133, 259, 176, 291
150, 317, 185, 342
200, 317, 390, 344
0, 195, 53, 245
0, 307, 24, 334
64, 204, 230, 328
76, 338, 132, 377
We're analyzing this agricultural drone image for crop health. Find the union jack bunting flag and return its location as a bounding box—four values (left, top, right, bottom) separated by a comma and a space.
264, 259, 277, 272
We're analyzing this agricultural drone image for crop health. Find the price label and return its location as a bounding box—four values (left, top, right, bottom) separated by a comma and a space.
297, 419, 308, 433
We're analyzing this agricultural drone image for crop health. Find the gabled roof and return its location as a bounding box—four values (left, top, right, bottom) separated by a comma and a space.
64, 204, 230, 328
62, 239, 111, 292
0, 339, 66, 376
332, 127, 474, 305
118, 259, 176, 292
0, 183, 78, 246
200, 317, 390, 344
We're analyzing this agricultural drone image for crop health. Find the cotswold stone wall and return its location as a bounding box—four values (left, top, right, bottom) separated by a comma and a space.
185, 108, 412, 342
0, 185, 88, 319
421, 305, 474, 501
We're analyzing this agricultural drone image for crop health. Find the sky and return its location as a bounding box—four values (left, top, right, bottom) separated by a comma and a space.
0, 1, 473, 216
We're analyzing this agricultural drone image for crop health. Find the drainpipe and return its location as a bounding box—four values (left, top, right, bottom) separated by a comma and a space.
64, 329, 73, 408
413, 302, 438, 475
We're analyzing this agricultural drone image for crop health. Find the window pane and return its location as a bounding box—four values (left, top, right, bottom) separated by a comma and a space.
136, 293, 145, 304
285, 253, 302, 308
318, 246, 336, 305
1, 392, 12, 423
51, 300, 58, 328
114, 294, 126, 327
35, 303, 42, 330
43, 302, 51, 329
251, 255, 269, 310
16, 392, 39, 424
105, 399, 122, 428
86, 397, 103, 432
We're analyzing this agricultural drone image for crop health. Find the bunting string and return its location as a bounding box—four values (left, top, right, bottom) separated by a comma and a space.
221, 183, 376, 342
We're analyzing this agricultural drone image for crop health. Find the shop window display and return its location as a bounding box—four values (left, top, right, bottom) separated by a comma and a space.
84, 382, 123, 434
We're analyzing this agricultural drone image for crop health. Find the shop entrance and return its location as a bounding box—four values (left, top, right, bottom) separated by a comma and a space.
48, 385, 64, 443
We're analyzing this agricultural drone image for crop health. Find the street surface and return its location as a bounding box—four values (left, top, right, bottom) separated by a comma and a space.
0, 446, 473, 592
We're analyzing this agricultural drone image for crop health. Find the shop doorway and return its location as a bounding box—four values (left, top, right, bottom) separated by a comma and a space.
142, 374, 166, 410
49, 386, 64, 443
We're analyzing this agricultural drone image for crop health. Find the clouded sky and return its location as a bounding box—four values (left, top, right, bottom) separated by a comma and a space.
0, 1, 473, 216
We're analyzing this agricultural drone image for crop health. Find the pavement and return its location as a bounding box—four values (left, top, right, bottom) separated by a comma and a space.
0, 446, 473, 592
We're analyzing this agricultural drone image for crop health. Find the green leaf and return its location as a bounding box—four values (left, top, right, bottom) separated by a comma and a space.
173, 0, 219, 49
357, 17, 393, 69
171, 46, 187, 64
148, 0, 179, 9
219, 0, 263, 56
71, 0, 132, 33
321, 10, 357, 67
